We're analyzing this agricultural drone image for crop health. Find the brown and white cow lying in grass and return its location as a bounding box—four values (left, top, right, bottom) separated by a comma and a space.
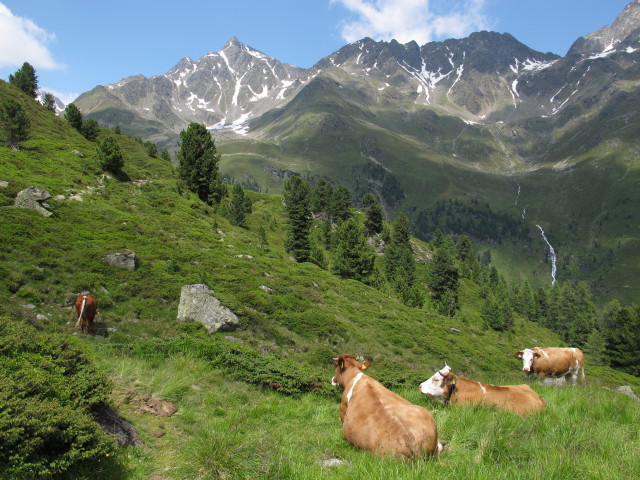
332, 354, 443, 458
419, 365, 546, 416
516, 347, 585, 385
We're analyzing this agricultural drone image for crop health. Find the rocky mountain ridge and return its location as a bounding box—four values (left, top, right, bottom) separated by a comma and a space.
74, 1, 640, 146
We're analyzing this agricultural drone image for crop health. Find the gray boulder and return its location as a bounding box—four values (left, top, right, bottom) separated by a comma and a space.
14, 186, 52, 217
104, 250, 137, 270
177, 284, 240, 333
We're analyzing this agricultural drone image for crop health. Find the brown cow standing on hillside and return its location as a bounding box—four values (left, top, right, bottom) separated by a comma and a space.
419, 365, 546, 415
516, 347, 585, 385
331, 354, 442, 458
74, 294, 99, 334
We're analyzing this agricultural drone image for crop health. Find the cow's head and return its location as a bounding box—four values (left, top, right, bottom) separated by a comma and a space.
419, 365, 458, 402
516, 349, 540, 373
331, 354, 370, 389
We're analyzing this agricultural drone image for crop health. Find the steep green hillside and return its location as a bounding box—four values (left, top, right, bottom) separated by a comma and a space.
1, 80, 639, 479
214, 66, 640, 304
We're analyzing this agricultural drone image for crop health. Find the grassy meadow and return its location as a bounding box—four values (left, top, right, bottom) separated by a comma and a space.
1, 79, 639, 479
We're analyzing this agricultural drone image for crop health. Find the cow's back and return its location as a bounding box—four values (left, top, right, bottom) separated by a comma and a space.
533, 347, 583, 376
343, 378, 438, 457
494, 384, 546, 415
453, 378, 545, 415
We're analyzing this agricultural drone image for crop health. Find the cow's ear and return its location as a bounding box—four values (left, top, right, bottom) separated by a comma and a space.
534, 352, 541, 358
515, 351, 524, 358
361, 360, 371, 371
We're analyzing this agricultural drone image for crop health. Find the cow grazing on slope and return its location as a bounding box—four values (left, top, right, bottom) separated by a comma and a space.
331, 354, 442, 458
419, 365, 546, 415
74, 294, 99, 334
516, 347, 585, 385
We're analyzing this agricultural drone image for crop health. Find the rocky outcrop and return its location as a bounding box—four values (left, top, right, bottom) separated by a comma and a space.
14, 186, 52, 217
176, 284, 240, 333
103, 250, 137, 270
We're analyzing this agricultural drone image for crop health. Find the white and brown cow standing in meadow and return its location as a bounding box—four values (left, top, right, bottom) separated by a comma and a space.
331, 354, 443, 458
419, 365, 546, 415
74, 294, 99, 334
516, 347, 585, 385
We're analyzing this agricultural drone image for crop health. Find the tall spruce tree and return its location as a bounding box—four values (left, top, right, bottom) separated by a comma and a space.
330, 185, 352, 222
332, 217, 375, 282
64, 103, 83, 132
384, 214, 423, 307
9, 62, 38, 98
310, 178, 333, 218
228, 184, 252, 227
427, 244, 459, 316
0, 98, 30, 149
362, 192, 383, 236
283, 176, 312, 262
177, 122, 226, 205
603, 304, 640, 376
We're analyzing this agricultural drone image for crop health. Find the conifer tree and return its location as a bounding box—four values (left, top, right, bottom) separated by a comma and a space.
9, 62, 38, 98
332, 217, 375, 282
283, 176, 312, 262
427, 245, 459, 316
330, 185, 352, 222
177, 122, 226, 205
81, 118, 100, 141
362, 192, 383, 236
160, 148, 171, 162
144, 141, 158, 157
96, 136, 124, 172
384, 213, 423, 307
64, 103, 83, 132
603, 304, 640, 376
41, 92, 56, 113
310, 178, 333, 218
228, 184, 252, 227
0, 98, 30, 149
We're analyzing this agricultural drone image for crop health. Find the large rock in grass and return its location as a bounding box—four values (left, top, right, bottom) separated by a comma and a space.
104, 250, 137, 270
14, 186, 52, 217
176, 284, 240, 333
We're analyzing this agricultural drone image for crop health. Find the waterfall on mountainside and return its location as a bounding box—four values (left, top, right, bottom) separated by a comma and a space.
536, 225, 557, 285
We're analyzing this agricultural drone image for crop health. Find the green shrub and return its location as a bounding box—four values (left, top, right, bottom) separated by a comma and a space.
126, 334, 331, 396
0, 318, 114, 479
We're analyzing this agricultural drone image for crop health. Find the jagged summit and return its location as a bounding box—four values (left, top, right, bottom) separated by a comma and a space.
568, 0, 640, 56
75, 1, 640, 144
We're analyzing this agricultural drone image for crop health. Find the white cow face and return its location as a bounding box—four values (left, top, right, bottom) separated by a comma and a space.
419, 365, 451, 398
516, 348, 539, 372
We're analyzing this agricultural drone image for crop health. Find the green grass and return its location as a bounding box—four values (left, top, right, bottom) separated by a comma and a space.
91, 352, 640, 480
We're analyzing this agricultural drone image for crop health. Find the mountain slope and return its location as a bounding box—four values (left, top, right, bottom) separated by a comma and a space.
69, 1, 640, 303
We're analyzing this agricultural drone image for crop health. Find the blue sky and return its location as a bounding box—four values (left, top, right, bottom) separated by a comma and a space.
0, 0, 633, 104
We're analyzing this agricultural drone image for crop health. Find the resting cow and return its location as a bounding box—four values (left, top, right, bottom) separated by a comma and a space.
74, 294, 99, 334
419, 365, 546, 415
516, 347, 585, 384
331, 354, 442, 458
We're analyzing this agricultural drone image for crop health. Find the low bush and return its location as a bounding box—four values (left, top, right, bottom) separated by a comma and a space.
0, 318, 114, 479
124, 334, 331, 396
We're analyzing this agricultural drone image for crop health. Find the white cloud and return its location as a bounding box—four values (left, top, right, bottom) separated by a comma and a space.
331, 0, 492, 44
0, 2, 63, 69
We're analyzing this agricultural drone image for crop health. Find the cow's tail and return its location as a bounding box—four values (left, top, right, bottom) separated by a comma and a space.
74, 297, 87, 328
